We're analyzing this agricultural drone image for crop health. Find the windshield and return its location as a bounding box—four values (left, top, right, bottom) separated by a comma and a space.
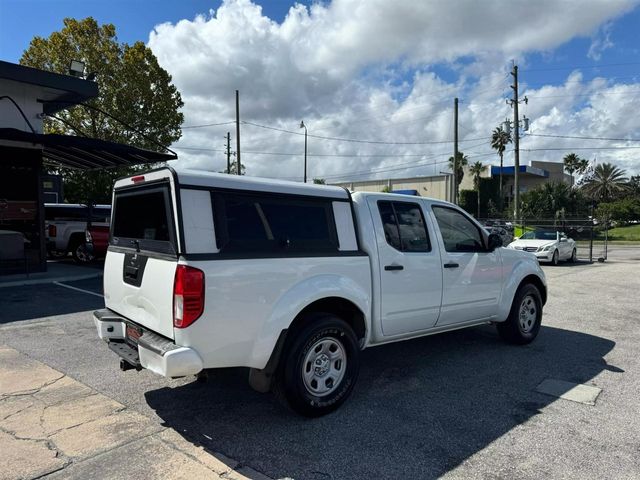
520, 230, 558, 240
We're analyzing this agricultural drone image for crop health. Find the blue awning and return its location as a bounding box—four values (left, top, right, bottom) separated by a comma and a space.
391, 189, 419, 196
491, 165, 548, 177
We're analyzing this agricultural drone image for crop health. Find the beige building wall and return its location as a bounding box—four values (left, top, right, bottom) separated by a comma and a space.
333, 174, 454, 202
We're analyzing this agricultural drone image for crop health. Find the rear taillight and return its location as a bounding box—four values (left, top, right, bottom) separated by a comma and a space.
173, 265, 205, 328
48, 224, 57, 237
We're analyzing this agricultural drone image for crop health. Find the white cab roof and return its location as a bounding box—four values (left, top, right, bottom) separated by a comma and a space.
351, 191, 454, 207
174, 168, 350, 199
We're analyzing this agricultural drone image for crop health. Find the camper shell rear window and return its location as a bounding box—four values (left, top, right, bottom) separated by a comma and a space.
111, 184, 177, 255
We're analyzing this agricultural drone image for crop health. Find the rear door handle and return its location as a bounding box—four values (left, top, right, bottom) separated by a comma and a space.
384, 264, 404, 271
443, 262, 459, 269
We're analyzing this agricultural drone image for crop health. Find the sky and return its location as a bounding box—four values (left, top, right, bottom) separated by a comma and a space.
2, 0, 640, 181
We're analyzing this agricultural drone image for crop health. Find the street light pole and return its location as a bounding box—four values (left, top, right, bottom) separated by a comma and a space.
300, 120, 307, 183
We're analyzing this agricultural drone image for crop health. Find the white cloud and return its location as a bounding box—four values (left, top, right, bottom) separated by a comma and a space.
588, 22, 615, 60
149, 0, 640, 180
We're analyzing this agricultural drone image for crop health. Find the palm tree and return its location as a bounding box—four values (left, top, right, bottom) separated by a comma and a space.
563, 153, 587, 187
581, 162, 629, 201
469, 161, 487, 218
491, 127, 511, 211
447, 151, 468, 203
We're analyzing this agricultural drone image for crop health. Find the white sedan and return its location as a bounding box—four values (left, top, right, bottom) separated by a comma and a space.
507, 230, 577, 265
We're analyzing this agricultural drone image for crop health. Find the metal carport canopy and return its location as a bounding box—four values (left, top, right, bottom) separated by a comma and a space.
0, 128, 176, 169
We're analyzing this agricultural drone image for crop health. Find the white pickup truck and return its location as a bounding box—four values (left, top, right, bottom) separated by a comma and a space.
94, 168, 546, 417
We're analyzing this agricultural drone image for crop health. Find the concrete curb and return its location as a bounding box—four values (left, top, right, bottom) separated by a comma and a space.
0, 272, 102, 289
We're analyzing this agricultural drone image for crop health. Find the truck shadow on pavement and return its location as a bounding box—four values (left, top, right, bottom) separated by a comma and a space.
0, 281, 104, 324
145, 325, 616, 480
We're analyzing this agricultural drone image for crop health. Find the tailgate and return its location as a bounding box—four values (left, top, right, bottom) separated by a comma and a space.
104, 177, 179, 339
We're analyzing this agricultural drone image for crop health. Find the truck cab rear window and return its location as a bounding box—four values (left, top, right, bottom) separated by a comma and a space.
111, 186, 176, 254
213, 192, 338, 255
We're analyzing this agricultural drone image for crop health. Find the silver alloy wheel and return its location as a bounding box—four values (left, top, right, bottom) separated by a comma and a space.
302, 337, 347, 397
518, 295, 537, 333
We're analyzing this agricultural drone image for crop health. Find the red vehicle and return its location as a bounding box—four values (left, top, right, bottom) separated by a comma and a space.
85, 224, 109, 261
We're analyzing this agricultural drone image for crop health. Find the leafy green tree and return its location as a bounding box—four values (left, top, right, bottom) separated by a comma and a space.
563, 153, 589, 188
520, 181, 587, 219
628, 175, 640, 196
581, 162, 629, 202
469, 161, 486, 218
20, 17, 184, 204
219, 160, 245, 175
490, 127, 511, 210
447, 151, 468, 203
596, 197, 640, 224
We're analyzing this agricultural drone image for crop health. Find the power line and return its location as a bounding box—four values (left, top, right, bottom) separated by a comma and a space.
521, 61, 640, 73
181, 121, 235, 129
242, 120, 490, 145
528, 133, 640, 142
527, 89, 640, 99
320, 151, 497, 181
521, 145, 640, 152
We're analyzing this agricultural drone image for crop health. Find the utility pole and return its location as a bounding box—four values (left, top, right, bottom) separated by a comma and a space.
235, 90, 241, 175
506, 63, 527, 221
300, 121, 308, 183
453, 97, 459, 205
225, 132, 231, 174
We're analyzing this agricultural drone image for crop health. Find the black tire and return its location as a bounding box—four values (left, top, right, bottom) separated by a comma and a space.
551, 249, 559, 266
274, 314, 360, 417
569, 248, 577, 263
71, 241, 94, 264
497, 283, 543, 345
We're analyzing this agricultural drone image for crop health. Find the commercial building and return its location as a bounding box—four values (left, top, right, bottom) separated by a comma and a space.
332, 160, 570, 211
333, 173, 455, 202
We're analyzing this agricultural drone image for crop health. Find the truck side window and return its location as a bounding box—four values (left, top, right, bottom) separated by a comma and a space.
432, 206, 484, 253
213, 192, 338, 254
378, 201, 430, 252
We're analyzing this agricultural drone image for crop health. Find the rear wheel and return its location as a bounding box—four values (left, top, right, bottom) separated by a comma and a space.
569, 248, 577, 263
497, 283, 543, 345
274, 314, 360, 417
71, 241, 94, 264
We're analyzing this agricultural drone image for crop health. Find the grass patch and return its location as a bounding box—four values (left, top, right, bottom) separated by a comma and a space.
604, 224, 640, 241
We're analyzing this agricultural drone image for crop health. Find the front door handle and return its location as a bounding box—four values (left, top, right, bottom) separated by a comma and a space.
384, 264, 404, 271
443, 262, 459, 269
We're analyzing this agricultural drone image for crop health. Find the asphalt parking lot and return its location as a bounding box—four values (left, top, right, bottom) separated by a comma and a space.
1, 248, 639, 479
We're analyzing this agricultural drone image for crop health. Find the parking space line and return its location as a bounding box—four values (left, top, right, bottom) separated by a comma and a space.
53, 281, 104, 298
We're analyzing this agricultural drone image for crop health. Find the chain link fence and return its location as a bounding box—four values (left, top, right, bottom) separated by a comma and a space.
481, 217, 604, 262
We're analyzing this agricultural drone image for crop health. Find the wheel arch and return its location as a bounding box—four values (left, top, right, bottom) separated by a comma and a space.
290, 296, 367, 344
248, 295, 368, 394
518, 274, 547, 306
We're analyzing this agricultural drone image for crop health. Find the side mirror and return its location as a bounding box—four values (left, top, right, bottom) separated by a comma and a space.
560, 237, 568, 243
487, 233, 503, 251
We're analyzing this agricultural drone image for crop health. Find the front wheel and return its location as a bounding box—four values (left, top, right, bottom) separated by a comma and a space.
497, 283, 543, 345
274, 314, 360, 417
551, 249, 559, 266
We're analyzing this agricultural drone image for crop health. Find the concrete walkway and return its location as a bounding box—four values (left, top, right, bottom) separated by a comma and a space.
0, 346, 272, 480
